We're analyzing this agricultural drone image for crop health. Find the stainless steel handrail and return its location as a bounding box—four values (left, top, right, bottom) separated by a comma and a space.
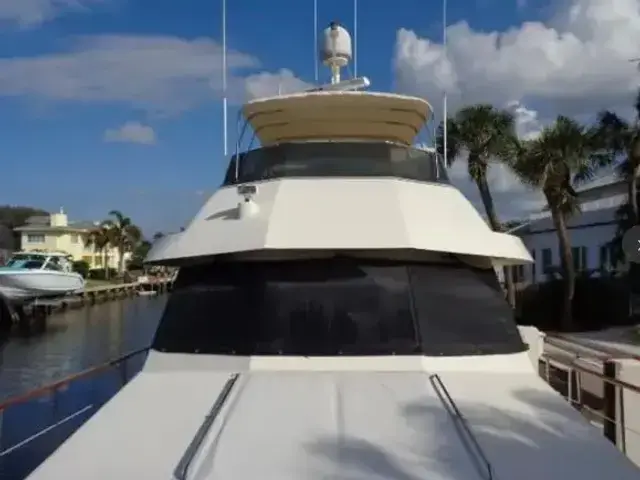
429, 374, 493, 480
173, 373, 240, 480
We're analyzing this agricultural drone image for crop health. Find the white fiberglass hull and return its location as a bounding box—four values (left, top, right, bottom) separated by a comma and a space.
26, 352, 640, 480
0, 270, 85, 303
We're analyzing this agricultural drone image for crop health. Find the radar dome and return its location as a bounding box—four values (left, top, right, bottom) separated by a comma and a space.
320, 21, 352, 68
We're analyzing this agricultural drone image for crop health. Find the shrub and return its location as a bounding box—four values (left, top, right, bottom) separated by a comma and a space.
88, 268, 118, 281
516, 276, 630, 332
72, 260, 90, 278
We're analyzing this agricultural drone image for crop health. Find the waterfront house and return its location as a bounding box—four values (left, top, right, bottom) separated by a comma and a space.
507, 174, 623, 285
13, 208, 129, 270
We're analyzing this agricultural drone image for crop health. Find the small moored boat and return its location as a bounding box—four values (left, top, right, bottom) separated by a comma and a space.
0, 251, 85, 303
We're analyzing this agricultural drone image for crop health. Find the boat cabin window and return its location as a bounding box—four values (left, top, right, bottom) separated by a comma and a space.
222, 142, 448, 186
44, 261, 62, 271
22, 260, 45, 269
152, 258, 526, 357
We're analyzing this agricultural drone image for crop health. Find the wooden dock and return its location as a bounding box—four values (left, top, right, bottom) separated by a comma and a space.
0, 277, 174, 334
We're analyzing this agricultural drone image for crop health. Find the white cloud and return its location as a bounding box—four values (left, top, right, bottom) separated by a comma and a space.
396, 0, 640, 219
104, 121, 156, 145
0, 35, 308, 113
507, 100, 543, 140
0, 0, 102, 28
395, 0, 640, 116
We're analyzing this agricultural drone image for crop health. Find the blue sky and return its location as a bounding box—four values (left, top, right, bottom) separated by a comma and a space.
0, 0, 633, 234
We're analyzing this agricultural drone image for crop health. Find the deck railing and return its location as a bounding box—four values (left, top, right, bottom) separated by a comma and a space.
0, 347, 150, 479
540, 346, 640, 464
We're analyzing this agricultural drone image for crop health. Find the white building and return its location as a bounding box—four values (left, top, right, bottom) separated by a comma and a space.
13, 209, 129, 270
508, 174, 625, 284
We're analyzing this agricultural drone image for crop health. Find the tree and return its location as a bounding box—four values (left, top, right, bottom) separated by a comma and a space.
596, 91, 640, 290
152, 231, 165, 242
102, 210, 142, 275
85, 226, 114, 280
596, 90, 640, 225
437, 104, 520, 308
0, 205, 48, 250
128, 240, 152, 271
510, 116, 609, 330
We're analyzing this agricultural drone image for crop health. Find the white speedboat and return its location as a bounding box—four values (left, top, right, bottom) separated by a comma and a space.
0, 251, 85, 303
26, 22, 639, 480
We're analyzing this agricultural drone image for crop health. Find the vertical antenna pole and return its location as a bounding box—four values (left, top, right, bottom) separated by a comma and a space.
314, 0, 319, 83
222, 0, 228, 158
353, 0, 358, 78
442, 0, 448, 167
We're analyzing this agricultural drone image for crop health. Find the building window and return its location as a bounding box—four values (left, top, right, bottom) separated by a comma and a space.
541, 248, 552, 274
599, 244, 611, 270
512, 265, 525, 283
94, 256, 103, 266
572, 246, 588, 272
530, 250, 536, 281
27, 234, 45, 243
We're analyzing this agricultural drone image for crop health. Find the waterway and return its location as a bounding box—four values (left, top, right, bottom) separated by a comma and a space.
0, 296, 166, 479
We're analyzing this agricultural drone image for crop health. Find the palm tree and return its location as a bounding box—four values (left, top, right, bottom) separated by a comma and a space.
510, 116, 609, 330
597, 90, 640, 225
102, 210, 142, 276
85, 226, 113, 280
596, 91, 640, 289
437, 104, 520, 308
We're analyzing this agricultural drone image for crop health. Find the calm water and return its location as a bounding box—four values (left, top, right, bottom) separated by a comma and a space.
0, 296, 166, 479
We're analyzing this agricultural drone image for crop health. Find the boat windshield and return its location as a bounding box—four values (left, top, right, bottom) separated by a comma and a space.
152, 258, 526, 357
222, 142, 448, 186
13, 260, 45, 269
6, 255, 46, 268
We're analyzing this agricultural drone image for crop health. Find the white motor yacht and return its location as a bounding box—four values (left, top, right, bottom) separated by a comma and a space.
0, 251, 85, 303
25, 21, 640, 480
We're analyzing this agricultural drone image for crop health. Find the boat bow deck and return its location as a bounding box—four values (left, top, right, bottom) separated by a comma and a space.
25, 356, 640, 480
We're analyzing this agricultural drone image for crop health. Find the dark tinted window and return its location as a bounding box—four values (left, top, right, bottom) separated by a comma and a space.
23, 260, 44, 269
409, 265, 525, 355
222, 142, 448, 186
152, 259, 525, 356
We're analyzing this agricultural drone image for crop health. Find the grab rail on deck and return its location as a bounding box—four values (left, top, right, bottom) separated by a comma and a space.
173, 373, 240, 480
0, 346, 151, 413
545, 334, 640, 363
540, 350, 640, 454
429, 374, 493, 480
541, 351, 640, 395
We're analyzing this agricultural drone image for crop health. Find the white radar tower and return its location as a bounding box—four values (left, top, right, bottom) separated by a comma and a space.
308, 21, 370, 92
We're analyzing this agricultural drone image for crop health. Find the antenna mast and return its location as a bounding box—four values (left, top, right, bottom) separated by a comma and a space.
353, 0, 358, 78
442, 0, 448, 167
314, 0, 319, 83
222, 0, 228, 157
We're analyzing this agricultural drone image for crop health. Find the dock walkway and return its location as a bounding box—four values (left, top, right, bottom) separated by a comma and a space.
0, 276, 174, 333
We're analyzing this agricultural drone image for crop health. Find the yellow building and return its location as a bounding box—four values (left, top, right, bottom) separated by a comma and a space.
13, 208, 126, 269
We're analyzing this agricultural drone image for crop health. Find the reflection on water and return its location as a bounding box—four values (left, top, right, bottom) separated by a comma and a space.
0, 296, 165, 402
0, 296, 166, 480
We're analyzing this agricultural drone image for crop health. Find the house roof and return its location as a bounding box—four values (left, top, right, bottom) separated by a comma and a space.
15, 219, 98, 232
15, 225, 93, 233
576, 172, 622, 193
25, 215, 50, 225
